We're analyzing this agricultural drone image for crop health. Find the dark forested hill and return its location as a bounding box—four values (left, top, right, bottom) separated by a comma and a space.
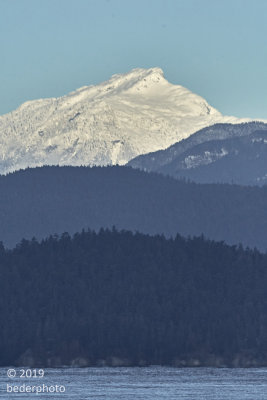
0, 166, 267, 250
1, 229, 267, 367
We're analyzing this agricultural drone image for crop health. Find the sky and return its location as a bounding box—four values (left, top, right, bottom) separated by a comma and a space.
0, 0, 267, 119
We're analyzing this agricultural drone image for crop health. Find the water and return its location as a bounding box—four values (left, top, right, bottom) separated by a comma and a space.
1, 366, 267, 399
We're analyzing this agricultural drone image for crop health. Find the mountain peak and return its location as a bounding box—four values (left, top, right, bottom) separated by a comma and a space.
96, 67, 166, 95
111, 66, 164, 80
0, 68, 253, 174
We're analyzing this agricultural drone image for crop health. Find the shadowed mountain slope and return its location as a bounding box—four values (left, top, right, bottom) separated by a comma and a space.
128, 122, 267, 185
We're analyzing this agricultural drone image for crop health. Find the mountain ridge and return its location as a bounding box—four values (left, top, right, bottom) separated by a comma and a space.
0, 67, 255, 174
0, 165, 267, 251
128, 121, 267, 185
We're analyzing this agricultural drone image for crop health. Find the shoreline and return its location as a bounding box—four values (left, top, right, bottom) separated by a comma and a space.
4, 353, 267, 369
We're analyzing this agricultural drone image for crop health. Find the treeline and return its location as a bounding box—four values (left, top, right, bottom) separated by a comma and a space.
1, 228, 267, 367
0, 166, 267, 250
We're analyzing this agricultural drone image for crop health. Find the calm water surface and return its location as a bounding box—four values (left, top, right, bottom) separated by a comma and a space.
1, 366, 267, 399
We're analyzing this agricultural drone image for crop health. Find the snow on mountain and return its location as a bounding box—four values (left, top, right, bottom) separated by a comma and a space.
0, 67, 253, 174
128, 123, 267, 186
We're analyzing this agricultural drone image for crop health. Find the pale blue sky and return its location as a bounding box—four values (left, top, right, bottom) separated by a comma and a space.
1, 0, 267, 118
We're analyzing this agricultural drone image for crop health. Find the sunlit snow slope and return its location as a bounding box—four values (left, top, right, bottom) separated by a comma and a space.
0, 67, 252, 174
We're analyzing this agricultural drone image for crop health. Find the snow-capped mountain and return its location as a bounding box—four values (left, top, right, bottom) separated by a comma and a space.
0, 67, 253, 174
128, 122, 267, 185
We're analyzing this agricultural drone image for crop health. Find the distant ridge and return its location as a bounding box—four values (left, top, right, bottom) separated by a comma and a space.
0, 165, 267, 251
128, 122, 267, 185
0, 67, 254, 174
